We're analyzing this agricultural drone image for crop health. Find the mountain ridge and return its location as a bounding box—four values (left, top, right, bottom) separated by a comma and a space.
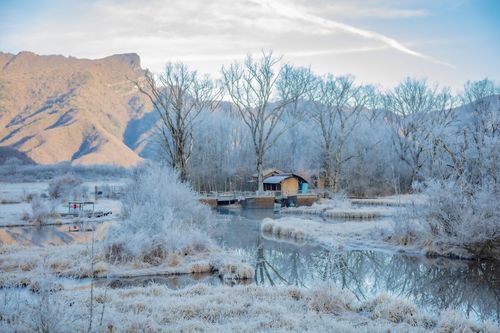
0, 51, 155, 166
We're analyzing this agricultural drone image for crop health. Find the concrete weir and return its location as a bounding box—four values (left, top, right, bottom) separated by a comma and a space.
240, 196, 275, 209
199, 191, 319, 209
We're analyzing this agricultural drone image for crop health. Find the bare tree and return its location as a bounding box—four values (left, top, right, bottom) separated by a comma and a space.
222, 52, 313, 192
459, 79, 500, 185
309, 75, 375, 192
133, 63, 221, 181
383, 78, 454, 187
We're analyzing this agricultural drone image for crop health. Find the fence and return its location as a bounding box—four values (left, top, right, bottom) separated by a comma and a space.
94, 185, 126, 199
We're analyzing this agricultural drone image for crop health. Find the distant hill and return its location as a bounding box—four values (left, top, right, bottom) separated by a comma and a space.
0, 147, 35, 165
0, 51, 157, 166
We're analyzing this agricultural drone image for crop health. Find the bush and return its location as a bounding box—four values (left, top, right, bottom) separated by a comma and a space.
48, 173, 83, 199
106, 163, 212, 263
360, 293, 419, 325
30, 195, 51, 225
393, 180, 500, 259
308, 283, 355, 314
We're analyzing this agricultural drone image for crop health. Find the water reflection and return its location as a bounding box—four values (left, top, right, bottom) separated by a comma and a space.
0, 221, 111, 246
214, 209, 500, 322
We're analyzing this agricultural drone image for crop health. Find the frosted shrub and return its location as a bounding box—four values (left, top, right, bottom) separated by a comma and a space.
48, 173, 83, 199
394, 180, 500, 259
323, 191, 351, 209
436, 309, 489, 333
30, 195, 54, 225
106, 163, 212, 263
361, 293, 419, 325
308, 283, 355, 314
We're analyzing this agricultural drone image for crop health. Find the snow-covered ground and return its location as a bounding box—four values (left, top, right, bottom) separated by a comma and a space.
0, 221, 112, 246
0, 199, 121, 227
0, 180, 122, 227
0, 180, 127, 201
0, 182, 48, 201
0, 282, 496, 332
0, 202, 31, 226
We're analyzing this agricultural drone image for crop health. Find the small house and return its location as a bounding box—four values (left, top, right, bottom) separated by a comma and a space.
263, 173, 309, 196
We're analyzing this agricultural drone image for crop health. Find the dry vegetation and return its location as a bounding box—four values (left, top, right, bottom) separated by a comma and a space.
0, 282, 497, 332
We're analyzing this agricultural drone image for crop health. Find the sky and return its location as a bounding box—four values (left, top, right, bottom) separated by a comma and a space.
1, 0, 499, 90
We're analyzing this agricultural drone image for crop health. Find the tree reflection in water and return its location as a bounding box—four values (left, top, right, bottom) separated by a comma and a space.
214, 211, 500, 322
259, 237, 500, 322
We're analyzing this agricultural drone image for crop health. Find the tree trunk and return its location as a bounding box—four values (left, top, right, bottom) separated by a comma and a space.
179, 160, 188, 182
256, 154, 264, 193
322, 154, 333, 190
332, 168, 339, 193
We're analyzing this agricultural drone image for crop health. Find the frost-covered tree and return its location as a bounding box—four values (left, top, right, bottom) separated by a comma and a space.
222, 52, 313, 192
394, 79, 500, 259
134, 63, 221, 181
383, 78, 454, 188
342, 109, 398, 196
48, 173, 83, 199
308, 75, 376, 191
189, 110, 255, 191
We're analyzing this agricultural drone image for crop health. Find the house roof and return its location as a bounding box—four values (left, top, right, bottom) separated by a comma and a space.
251, 168, 283, 179
263, 175, 292, 184
263, 173, 308, 185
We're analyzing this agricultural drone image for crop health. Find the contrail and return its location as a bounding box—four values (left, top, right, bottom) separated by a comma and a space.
254, 0, 455, 69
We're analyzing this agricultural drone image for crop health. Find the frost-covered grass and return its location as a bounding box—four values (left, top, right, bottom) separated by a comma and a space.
351, 194, 427, 207
261, 218, 308, 241
0, 241, 253, 288
0, 282, 497, 333
283, 196, 400, 219
389, 181, 500, 260
283, 207, 386, 219
261, 217, 400, 253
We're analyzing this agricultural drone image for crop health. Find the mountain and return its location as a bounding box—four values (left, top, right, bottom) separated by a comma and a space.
0, 51, 156, 166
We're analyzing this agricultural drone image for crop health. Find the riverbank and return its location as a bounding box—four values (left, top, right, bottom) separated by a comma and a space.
261, 217, 419, 255
261, 216, 499, 261
0, 242, 253, 289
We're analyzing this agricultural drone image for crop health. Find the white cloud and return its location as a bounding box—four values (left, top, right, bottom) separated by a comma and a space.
2, 0, 469, 88
314, 2, 431, 19
252, 0, 454, 68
